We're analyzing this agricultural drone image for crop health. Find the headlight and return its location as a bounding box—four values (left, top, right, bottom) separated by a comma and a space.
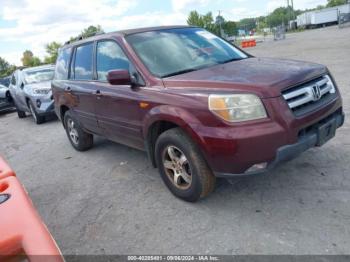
208, 94, 267, 122
33, 88, 51, 95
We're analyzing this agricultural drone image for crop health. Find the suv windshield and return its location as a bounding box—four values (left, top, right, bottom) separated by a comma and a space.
24, 68, 54, 84
126, 27, 248, 77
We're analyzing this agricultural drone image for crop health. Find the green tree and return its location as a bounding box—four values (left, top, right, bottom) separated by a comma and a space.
21, 50, 41, 67
187, 11, 219, 34
223, 21, 237, 36
238, 18, 257, 32
265, 6, 294, 27
31, 57, 42, 66
21, 50, 34, 66
256, 20, 268, 33
0, 57, 16, 78
187, 11, 237, 36
202, 12, 217, 34
44, 41, 62, 64
326, 0, 347, 7
69, 25, 104, 43
187, 11, 205, 28
81, 25, 104, 38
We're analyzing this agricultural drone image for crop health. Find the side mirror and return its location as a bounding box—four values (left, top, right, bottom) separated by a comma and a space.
107, 70, 132, 86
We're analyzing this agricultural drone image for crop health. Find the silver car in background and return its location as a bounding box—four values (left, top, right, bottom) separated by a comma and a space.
9, 65, 55, 124
0, 83, 14, 112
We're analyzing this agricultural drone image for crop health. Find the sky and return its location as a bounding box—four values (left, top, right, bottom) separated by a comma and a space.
0, 0, 327, 66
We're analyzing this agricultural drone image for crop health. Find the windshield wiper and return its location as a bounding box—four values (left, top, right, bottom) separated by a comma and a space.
162, 68, 199, 78
162, 63, 218, 78
219, 57, 245, 64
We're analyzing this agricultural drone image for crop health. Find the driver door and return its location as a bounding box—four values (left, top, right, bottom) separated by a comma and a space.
93, 40, 144, 150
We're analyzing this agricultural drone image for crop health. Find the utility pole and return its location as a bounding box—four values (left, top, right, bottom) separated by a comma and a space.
218, 10, 223, 37
287, 0, 290, 25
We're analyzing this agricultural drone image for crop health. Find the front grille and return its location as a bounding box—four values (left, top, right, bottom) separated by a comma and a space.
282, 75, 337, 117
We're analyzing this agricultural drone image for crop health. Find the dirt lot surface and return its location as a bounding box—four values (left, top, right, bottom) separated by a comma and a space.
0, 26, 349, 255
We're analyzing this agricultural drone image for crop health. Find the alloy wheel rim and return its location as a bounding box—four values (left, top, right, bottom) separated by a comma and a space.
162, 145, 192, 190
67, 118, 79, 145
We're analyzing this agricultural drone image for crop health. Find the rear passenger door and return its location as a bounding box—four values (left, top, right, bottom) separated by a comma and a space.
93, 40, 144, 150
69, 42, 100, 134
9, 71, 26, 111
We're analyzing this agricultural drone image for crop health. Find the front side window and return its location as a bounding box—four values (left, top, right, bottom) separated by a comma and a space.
96, 41, 130, 81
126, 27, 248, 77
11, 74, 16, 85
74, 43, 93, 80
55, 48, 71, 80
24, 68, 55, 84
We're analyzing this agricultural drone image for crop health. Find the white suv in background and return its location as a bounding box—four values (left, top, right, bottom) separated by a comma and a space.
9, 65, 56, 124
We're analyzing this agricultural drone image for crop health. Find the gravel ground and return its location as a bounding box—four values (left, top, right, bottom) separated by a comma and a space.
0, 26, 349, 255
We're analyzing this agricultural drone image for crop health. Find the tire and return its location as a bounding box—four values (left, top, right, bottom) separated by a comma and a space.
5, 91, 13, 103
64, 110, 93, 151
155, 128, 216, 202
28, 100, 45, 124
15, 104, 26, 119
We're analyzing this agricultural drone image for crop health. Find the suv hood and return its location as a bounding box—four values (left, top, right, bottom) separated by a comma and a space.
162, 57, 327, 98
24, 81, 51, 90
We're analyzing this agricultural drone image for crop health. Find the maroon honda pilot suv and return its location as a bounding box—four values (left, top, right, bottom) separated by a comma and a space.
52, 26, 344, 202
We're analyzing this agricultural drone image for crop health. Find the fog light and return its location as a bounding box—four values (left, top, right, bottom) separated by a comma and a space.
245, 162, 268, 173
36, 99, 41, 108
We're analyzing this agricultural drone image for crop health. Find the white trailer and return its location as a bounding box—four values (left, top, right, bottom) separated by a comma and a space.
311, 8, 338, 25
297, 12, 312, 27
297, 4, 350, 28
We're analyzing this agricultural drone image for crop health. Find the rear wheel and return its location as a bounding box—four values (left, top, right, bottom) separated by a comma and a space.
155, 128, 216, 202
28, 101, 45, 124
64, 110, 93, 151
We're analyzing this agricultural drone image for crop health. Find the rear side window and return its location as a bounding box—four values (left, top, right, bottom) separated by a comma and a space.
74, 43, 93, 80
55, 48, 71, 80
96, 41, 130, 81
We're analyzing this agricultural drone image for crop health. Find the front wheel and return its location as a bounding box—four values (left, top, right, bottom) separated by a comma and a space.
155, 128, 216, 202
64, 110, 93, 151
15, 103, 26, 119
16, 109, 26, 118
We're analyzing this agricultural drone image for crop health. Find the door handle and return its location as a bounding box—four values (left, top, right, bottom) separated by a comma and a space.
95, 90, 102, 99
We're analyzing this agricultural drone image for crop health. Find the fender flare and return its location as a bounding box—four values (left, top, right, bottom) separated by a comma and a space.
142, 105, 208, 166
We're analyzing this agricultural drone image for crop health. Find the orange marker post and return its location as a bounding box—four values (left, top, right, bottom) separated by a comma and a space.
0, 157, 64, 262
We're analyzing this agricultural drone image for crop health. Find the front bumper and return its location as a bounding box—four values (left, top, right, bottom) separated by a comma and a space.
29, 94, 55, 116
215, 110, 344, 177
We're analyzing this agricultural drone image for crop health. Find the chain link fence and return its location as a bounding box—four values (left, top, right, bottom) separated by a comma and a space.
339, 12, 350, 28
273, 25, 286, 41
